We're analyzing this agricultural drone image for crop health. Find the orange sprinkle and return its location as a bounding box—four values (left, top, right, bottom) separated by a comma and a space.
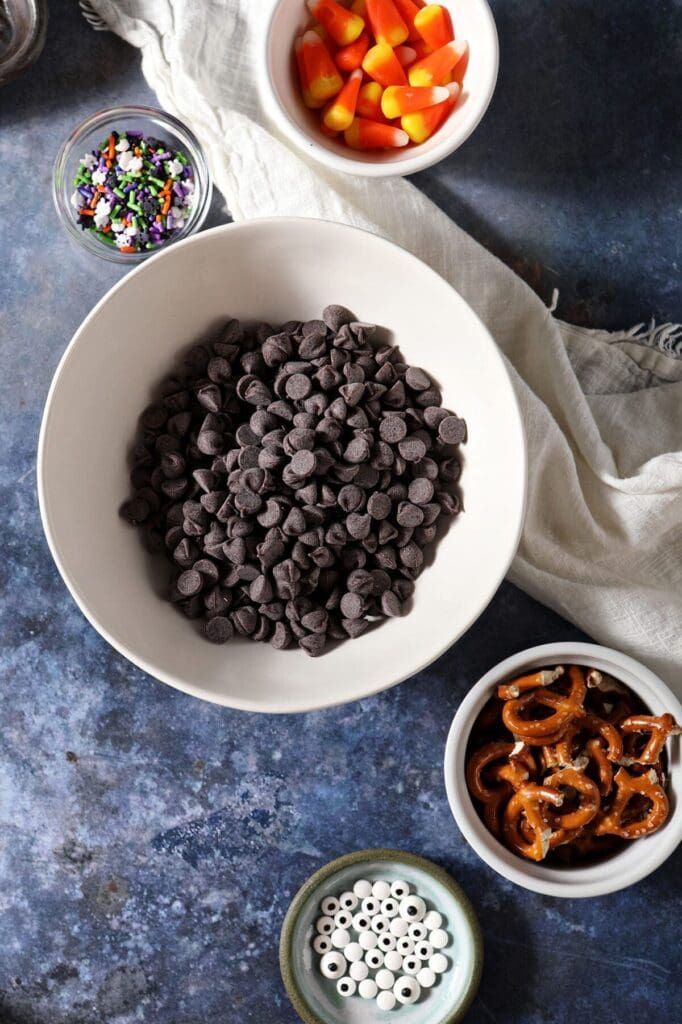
119, 245, 137, 253
79, 208, 94, 216
89, 193, 99, 209
101, 224, 111, 234
162, 195, 171, 215
105, 158, 113, 168
155, 214, 163, 222
108, 134, 115, 160
135, 146, 142, 156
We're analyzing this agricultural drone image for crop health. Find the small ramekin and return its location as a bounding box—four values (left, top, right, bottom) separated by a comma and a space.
444, 643, 682, 898
262, 0, 499, 178
53, 104, 212, 263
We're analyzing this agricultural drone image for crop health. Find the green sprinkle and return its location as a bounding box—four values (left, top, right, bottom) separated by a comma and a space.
148, 185, 158, 196
176, 153, 188, 165
149, 176, 165, 188
112, 204, 122, 217
113, 187, 126, 198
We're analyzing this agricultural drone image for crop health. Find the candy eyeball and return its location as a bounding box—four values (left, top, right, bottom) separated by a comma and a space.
370, 914, 389, 934
365, 949, 384, 970
361, 896, 381, 916
353, 879, 372, 899
371, 879, 391, 900
429, 928, 449, 949
320, 896, 340, 916
331, 928, 351, 949
408, 921, 428, 942
344, 942, 364, 963
352, 912, 371, 932
377, 933, 396, 951
380, 896, 400, 918
399, 895, 426, 921
429, 952, 448, 974
396, 936, 415, 956
358, 930, 378, 951
415, 941, 433, 961
389, 917, 409, 938
337, 977, 356, 998
334, 910, 353, 930
315, 916, 334, 935
423, 910, 442, 931
417, 966, 436, 988
375, 968, 395, 991
384, 950, 403, 973
394, 975, 421, 1005
313, 934, 332, 955
402, 954, 421, 976
350, 960, 369, 982
390, 879, 410, 899
320, 951, 346, 979
339, 891, 359, 911
358, 978, 378, 1000
377, 990, 396, 1010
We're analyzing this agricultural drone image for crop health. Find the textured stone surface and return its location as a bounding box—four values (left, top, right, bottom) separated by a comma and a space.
0, 3, 680, 1023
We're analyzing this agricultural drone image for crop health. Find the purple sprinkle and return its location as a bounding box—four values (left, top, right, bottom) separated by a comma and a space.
166, 214, 174, 230
156, 150, 171, 159
124, 183, 135, 193
77, 186, 90, 197
173, 183, 183, 198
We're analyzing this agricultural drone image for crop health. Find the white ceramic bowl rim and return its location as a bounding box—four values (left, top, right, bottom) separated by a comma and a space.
262, 0, 500, 178
38, 216, 526, 713
444, 642, 682, 897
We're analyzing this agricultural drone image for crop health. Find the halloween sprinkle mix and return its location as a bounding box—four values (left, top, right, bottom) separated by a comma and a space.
70, 130, 195, 253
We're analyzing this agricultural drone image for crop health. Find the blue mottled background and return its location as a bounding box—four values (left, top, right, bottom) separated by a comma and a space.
0, 2, 680, 1023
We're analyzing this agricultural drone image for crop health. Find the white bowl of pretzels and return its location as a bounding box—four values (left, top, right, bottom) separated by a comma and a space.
444, 642, 682, 898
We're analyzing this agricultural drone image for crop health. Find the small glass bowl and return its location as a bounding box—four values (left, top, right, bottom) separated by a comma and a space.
53, 104, 212, 263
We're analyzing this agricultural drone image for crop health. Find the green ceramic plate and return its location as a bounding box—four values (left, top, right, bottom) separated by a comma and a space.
280, 849, 483, 1024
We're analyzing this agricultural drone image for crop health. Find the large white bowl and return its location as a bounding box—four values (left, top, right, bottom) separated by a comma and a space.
38, 218, 526, 713
262, 0, 499, 178
444, 643, 682, 897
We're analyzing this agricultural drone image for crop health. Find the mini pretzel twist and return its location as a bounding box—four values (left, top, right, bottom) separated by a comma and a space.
502, 784, 564, 862
544, 766, 601, 831
502, 666, 586, 741
594, 767, 669, 839
554, 712, 623, 765
619, 714, 682, 765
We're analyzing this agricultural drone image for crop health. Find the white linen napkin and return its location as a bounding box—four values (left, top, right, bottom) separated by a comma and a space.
83, 0, 682, 687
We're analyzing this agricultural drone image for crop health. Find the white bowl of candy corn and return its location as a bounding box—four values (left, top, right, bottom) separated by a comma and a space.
263, 0, 499, 177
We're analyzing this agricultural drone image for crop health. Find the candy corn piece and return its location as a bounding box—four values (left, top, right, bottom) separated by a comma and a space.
307, 0, 365, 46
392, 0, 423, 42
394, 44, 417, 67
344, 117, 410, 149
365, 0, 409, 47
356, 81, 386, 121
295, 35, 325, 108
401, 81, 459, 142
381, 83, 450, 118
301, 29, 344, 102
362, 42, 407, 87
408, 39, 468, 87
336, 32, 370, 71
323, 69, 363, 131
414, 4, 454, 50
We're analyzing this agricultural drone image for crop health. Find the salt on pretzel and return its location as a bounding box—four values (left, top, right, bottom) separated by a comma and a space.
619, 713, 682, 765
502, 783, 564, 862
502, 665, 586, 741
594, 767, 669, 839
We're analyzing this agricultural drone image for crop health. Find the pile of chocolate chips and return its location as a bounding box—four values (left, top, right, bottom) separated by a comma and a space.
121, 306, 466, 656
